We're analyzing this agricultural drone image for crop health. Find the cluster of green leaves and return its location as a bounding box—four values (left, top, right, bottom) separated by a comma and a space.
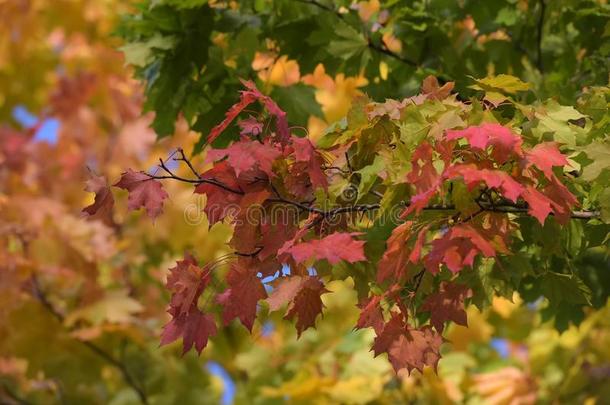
118, 0, 610, 144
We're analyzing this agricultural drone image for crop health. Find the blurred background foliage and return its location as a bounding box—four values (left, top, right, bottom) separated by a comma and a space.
0, 0, 609, 404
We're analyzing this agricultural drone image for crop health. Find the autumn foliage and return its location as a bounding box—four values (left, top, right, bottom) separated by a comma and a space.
85, 76, 597, 375
3, 0, 610, 403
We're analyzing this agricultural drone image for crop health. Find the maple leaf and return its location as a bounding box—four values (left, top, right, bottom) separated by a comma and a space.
445, 164, 524, 202
166, 255, 210, 315
421, 76, 454, 100
402, 186, 440, 217
421, 282, 472, 332
266, 275, 307, 311
194, 161, 243, 224
206, 80, 289, 145
284, 276, 328, 336
259, 219, 297, 260
524, 142, 568, 179
544, 176, 578, 224
372, 313, 443, 374
387, 325, 443, 375
446, 123, 523, 164
521, 185, 554, 225
407, 142, 438, 193
377, 222, 413, 283
241, 80, 290, 143
238, 116, 263, 136
424, 224, 496, 273
229, 189, 271, 252
216, 263, 267, 331
206, 89, 257, 145
279, 232, 366, 265
356, 295, 385, 333
207, 140, 281, 178
291, 136, 328, 191
82, 174, 114, 224
372, 313, 405, 357
161, 307, 217, 355
114, 169, 168, 219
408, 225, 430, 264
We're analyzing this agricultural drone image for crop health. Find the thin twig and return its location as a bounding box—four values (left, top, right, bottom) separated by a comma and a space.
367, 40, 419, 67
296, 0, 420, 69
294, 0, 344, 19
150, 152, 601, 221
174, 148, 202, 179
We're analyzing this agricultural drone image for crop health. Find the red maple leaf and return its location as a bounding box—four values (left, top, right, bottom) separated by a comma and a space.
161, 307, 217, 355
356, 295, 385, 333
207, 140, 281, 178
424, 224, 496, 273
279, 232, 366, 265
216, 263, 267, 331
238, 116, 263, 136
446, 123, 523, 164
521, 185, 554, 225
82, 174, 114, 224
228, 189, 271, 253
445, 164, 524, 202
166, 255, 210, 315
207, 80, 289, 145
421, 282, 472, 332
284, 276, 329, 336
291, 136, 328, 191
372, 312, 405, 356
407, 141, 439, 193
194, 161, 243, 224
387, 326, 443, 374
524, 142, 568, 180
372, 313, 443, 374
544, 176, 578, 224
266, 276, 306, 311
241, 80, 290, 143
114, 169, 169, 219
259, 220, 297, 260
377, 222, 414, 283
402, 186, 440, 217
409, 225, 430, 264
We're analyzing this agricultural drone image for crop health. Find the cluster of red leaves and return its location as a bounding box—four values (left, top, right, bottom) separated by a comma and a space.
83, 81, 578, 374
362, 121, 576, 372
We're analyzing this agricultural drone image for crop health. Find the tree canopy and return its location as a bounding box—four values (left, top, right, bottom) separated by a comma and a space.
1, 0, 609, 404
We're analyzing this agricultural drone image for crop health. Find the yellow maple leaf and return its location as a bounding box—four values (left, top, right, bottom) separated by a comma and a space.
303, 64, 368, 123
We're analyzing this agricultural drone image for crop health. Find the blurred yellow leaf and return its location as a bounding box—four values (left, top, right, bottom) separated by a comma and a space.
255, 54, 301, 87
65, 290, 143, 327
303, 64, 368, 122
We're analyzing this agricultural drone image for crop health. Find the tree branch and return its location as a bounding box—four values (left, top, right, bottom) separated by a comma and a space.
149, 152, 601, 221
29, 277, 149, 405
295, 0, 420, 68
367, 40, 418, 67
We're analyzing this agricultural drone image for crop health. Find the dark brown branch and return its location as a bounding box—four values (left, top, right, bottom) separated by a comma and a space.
367, 40, 418, 67
174, 148, 202, 179
30, 277, 149, 405
150, 153, 601, 221
235, 246, 264, 257
295, 0, 344, 19
295, 0, 419, 69
408, 203, 600, 220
